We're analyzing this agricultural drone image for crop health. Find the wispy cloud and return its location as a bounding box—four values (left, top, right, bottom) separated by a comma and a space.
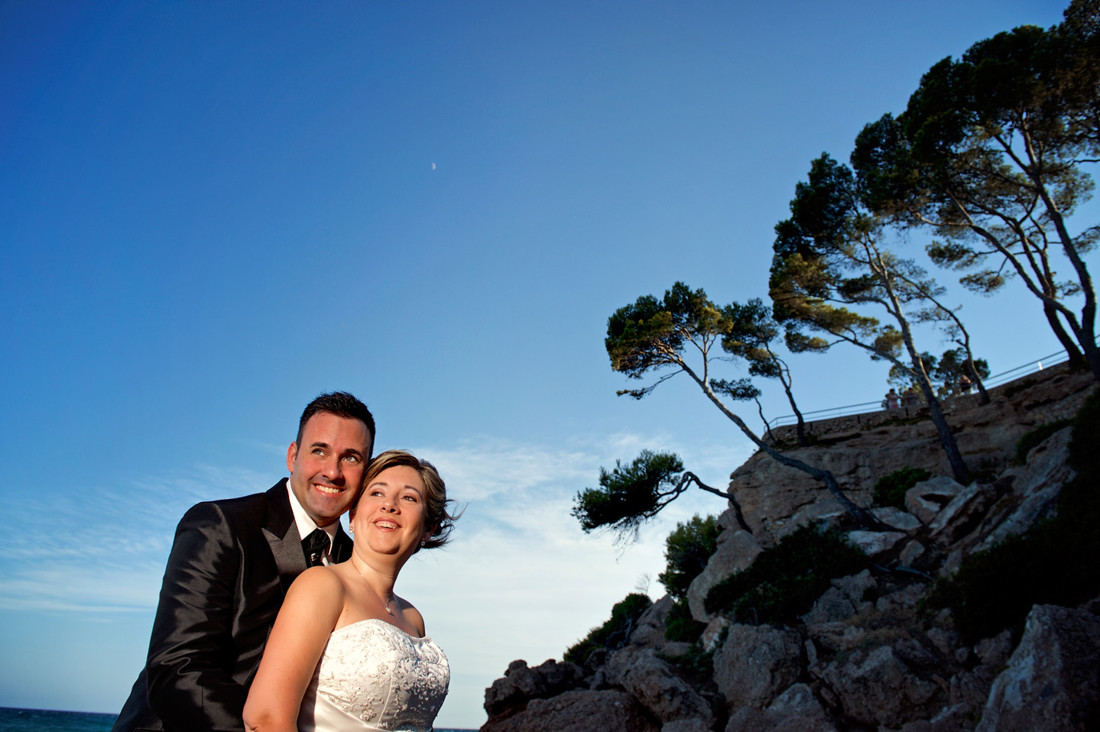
404, 437, 595, 502
0, 432, 749, 616
0, 464, 273, 612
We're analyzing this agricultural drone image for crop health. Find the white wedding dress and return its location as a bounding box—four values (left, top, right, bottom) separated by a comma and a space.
297, 619, 449, 732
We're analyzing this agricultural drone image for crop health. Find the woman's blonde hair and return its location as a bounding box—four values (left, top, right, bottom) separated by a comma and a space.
357, 449, 458, 549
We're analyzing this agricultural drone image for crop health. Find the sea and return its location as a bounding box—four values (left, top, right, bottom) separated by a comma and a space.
0, 708, 475, 731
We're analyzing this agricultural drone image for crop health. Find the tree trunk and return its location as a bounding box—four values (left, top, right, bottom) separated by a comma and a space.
872, 247, 972, 485
683, 472, 751, 532
905, 335, 971, 484
966, 356, 991, 406
1044, 300, 1087, 370
695, 379, 889, 530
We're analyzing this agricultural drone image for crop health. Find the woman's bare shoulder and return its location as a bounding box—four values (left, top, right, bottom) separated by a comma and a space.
286, 565, 346, 607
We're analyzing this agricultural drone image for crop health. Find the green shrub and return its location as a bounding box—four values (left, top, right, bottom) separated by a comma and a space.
1011, 420, 1072, 465
873, 467, 931, 509
564, 592, 653, 666
925, 392, 1100, 643
658, 514, 720, 599
704, 525, 867, 625
664, 597, 706, 642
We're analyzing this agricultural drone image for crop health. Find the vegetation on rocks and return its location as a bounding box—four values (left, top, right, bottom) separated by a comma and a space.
658, 515, 721, 598
873, 466, 931, 508
704, 526, 868, 625
659, 515, 719, 641
563, 592, 653, 667
1011, 419, 1074, 465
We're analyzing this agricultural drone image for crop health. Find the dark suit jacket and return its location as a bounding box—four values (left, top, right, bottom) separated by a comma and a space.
113, 480, 353, 732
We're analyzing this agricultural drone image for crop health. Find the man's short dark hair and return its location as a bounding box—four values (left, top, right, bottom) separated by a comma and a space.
297, 392, 375, 450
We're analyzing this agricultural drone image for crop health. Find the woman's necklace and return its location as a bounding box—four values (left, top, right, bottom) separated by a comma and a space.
351, 558, 396, 616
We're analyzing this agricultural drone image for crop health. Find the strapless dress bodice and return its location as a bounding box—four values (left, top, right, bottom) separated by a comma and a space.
297, 618, 449, 732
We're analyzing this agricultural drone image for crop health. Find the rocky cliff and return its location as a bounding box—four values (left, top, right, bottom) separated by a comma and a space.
480, 365, 1100, 731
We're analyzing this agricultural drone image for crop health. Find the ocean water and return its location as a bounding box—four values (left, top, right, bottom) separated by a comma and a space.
0, 707, 476, 732
0, 707, 116, 731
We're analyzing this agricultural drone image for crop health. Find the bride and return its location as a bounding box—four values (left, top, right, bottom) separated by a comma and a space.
244, 450, 458, 732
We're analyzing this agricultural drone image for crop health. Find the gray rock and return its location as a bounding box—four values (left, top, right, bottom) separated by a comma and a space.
832, 569, 875, 605
929, 482, 994, 546
925, 626, 960, 659
780, 504, 847, 540
940, 548, 965, 578
701, 616, 730, 653
977, 604, 1100, 731
483, 659, 584, 718
686, 528, 763, 623
893, 636, 940, 669
714, 623, 802, 710
897, 703, 973, 732
484, 689, 658, 732
725, 683, 836, 731
874, 583, 926, 615
977, 427, 1076, 552
899, 539, 926, 565
605, 646, 714, 729
846, 529, 908, 557
800, 570, 876, 626
906, 476, 965, 525
871, 506, 923, 532
975, 630, 1014, 668
804, 621, 867, 655
820, 644, 943, 727
801, 586, 857, 626
629, 594, 676, 651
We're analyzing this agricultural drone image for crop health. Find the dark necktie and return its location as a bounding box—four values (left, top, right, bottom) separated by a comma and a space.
303, 528, 329, 567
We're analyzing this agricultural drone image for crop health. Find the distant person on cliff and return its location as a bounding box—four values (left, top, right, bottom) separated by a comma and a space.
885, 388, 900, 409
243, 450, 457, 732
957, 374, 973, 394
113, 392, 375, 732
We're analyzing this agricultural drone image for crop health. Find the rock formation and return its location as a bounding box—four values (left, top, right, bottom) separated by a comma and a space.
480, 365, 1100, 731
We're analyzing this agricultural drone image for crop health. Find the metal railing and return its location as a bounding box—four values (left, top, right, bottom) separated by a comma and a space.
765, 348, 1073, 429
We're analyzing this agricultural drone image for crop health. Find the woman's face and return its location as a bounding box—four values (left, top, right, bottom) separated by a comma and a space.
353, 465, 429, 559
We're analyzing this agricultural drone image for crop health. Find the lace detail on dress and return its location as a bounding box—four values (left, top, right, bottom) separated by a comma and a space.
298, 619, 449, 731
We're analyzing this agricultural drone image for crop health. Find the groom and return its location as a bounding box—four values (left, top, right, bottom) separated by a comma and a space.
113, 392, 375, 732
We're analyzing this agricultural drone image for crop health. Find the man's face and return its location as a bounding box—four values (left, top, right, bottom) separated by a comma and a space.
287, 412, 372, 527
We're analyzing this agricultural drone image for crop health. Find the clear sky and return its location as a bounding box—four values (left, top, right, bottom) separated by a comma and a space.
0, 1, 1089, 728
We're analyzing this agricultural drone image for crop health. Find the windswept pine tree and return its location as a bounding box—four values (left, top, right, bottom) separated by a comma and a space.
769, 154, 971, 484
570, 450, 750, 543
852, 0, 1100, 378
601, 282, 881, 528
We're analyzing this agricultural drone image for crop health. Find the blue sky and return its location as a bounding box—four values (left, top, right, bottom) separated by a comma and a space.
0, 1, 1089, 728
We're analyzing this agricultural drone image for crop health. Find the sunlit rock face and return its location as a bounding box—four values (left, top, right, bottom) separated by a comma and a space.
730, 365, 1094, 543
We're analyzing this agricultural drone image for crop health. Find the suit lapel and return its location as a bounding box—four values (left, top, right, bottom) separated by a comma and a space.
331, 525, 353, 563
261, 479, 307, 592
